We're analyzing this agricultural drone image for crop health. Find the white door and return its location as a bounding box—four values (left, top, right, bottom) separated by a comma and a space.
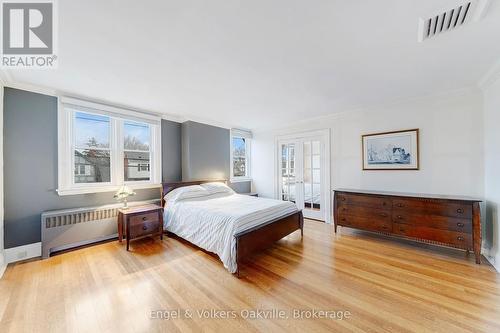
278, 132, 329, 222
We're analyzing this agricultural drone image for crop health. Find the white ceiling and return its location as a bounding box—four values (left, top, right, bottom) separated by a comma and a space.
3, 0, 500, 130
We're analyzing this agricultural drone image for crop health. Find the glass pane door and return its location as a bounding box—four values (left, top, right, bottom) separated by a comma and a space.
277, 132, 329, 222
302, 139, 323, 220
280, 143, 296, 204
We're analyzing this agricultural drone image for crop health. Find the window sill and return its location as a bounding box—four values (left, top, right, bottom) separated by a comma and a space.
230, 177, 252, 183
57, 183, 161, 196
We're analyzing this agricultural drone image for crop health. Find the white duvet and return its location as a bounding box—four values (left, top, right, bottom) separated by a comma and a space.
163, 193, 298, 273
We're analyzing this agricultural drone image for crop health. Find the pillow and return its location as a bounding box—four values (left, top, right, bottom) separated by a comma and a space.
200, 182, 235, 195
163, 185, 209, 205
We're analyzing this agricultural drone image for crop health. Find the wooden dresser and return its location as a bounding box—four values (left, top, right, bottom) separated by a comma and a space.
333, 189, 482, 264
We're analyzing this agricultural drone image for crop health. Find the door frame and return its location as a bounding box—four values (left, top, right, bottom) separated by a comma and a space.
274, 129, 332, 224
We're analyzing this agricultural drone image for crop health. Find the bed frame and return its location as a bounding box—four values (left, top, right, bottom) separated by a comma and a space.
161, 180, 304, 277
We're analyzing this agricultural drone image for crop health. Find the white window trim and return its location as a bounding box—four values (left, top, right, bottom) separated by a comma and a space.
57, 97, 162, 196
230, 129, 252, 183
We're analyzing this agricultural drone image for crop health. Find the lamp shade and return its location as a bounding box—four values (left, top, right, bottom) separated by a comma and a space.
113, 185, 136, 200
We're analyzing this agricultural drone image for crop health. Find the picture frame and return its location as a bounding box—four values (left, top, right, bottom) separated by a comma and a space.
362, 129, 419, 170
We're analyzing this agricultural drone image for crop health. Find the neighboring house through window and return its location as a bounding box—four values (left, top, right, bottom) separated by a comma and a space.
58, 97, 161, 195
124, 121, 151, 182
230, 129, 252, 182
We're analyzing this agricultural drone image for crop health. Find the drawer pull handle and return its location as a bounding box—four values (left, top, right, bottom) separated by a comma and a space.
380, 213, 387, 217
399, 228, 405, 232
457, 208, 464, 214
457, 222, 464, 227
382, 225, 388, 229
341, 218, 346, 221
396, 203, 404, 208
142, 216, 147, 221
342, 207, 347, 211
457, 236, 464, 241
341, 197, 346, 201
142, 225, 148, 230
397, 215, 403, 219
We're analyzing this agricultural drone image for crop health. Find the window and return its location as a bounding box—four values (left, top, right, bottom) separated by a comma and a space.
74, 112, 111, 184
230, 129, 252, 182
58, 97, 161, 195
124, 121, 151, 182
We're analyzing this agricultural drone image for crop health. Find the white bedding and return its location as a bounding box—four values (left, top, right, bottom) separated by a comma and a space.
163, 193, 298, 273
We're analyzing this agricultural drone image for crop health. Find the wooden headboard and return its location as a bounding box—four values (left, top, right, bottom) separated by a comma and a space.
161, 179, 227, 207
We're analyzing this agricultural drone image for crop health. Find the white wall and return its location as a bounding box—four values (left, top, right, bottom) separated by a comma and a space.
483, 78, 500, 271
252, 88, 484, 212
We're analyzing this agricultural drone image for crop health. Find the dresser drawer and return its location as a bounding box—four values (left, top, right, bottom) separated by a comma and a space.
392, 199, 472, 219
337, 193, 391, 210
338, 205, 390, 221
392, 213, 472, 233
130, 212, 160, 226
129, 220, 161, 238
337, 214, 392, 233
392, 224, 471, 248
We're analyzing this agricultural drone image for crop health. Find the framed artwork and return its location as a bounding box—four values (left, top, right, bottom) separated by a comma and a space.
362, 129, 419, 170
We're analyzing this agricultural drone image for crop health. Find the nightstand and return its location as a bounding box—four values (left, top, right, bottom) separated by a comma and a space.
117, 204, 164, 251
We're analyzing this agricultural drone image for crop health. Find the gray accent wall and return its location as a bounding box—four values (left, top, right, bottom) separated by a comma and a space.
181, 121, 251, 193
3, 88, 181, 249
181, 121, 230, 181
161, 119, 181, 182
230, 181, 251, 193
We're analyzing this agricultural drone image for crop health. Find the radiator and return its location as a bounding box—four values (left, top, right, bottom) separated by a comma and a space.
41, 200, 160, 258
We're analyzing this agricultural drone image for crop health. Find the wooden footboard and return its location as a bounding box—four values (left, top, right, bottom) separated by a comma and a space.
161, 180, 304, 278
235, 210, 304, 277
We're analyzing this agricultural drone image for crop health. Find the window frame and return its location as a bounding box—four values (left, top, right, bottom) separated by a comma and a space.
230, 129, 252, 183
123, 120, 153, 184
57, 97, 162, 196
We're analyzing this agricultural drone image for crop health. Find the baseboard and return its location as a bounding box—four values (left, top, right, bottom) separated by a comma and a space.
50, 233, 118, 254
490, 254, 500, 273
4, 242, 42, 264
481, 246, 500, 273
0, 252, 6, 279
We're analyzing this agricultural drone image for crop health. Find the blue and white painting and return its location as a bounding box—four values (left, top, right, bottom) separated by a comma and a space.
362, 129, 419, 170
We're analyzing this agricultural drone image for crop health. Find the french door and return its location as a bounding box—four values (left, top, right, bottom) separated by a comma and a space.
278, 131, 330, 222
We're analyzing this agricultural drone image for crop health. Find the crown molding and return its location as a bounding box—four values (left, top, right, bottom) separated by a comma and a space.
1, 78, 188, 123
0, 69, 12, 86
479, 58, 500, 90
0, 77, 246, 128
179, 114, 234, 130
253, 86, 480, 134
4, 80, 58, 96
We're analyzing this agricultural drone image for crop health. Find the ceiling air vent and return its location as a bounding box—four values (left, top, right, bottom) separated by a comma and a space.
418, 0, 490, 42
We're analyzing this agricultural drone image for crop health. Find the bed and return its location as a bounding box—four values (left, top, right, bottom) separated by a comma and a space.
161, 180, 304, 276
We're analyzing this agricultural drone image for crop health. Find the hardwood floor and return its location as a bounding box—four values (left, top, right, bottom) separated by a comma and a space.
0, 219, 499, 333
